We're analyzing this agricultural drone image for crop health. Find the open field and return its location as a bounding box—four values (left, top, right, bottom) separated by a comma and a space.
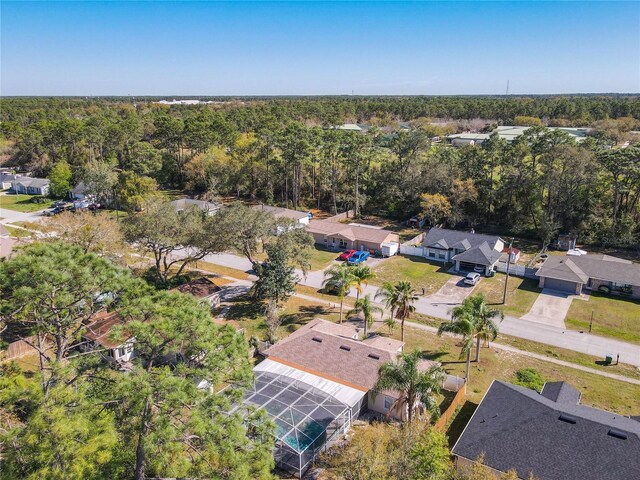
566, 292, 640, 344
0, 194, 52, 212
371, 255, 451, 294
473, 274, 540, 317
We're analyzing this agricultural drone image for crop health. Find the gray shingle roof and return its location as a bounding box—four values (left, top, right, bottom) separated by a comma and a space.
451, 241, 502, 266
540, 381, 581, 404
452, 381, 640, 480
252, 204, 309, 221
422, 228, 502, 251
537, 254, 640, 286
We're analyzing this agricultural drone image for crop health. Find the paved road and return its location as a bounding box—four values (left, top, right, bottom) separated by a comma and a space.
0, 204, 47, 226
200, 251, 640, 367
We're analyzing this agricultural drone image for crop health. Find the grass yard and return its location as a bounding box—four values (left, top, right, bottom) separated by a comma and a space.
371, 255, 451, 294
306, 246, 340, 271
396, 326, 640, 418
406, 311, 640, 378
473, 274, 541, 317
566, 292, 640, 344
193, 261, 250, 280
221, 294, 341, 339
10, 220, 43, 231
3, 225, 31, 238
0, 194, 52, 213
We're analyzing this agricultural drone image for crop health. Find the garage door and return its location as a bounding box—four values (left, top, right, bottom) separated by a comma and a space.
544, 278, 577, 293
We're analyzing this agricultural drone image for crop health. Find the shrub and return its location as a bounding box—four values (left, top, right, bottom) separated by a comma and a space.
514, 368, 545, 392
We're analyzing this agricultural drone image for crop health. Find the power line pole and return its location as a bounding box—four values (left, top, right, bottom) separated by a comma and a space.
502, 237, 514, 304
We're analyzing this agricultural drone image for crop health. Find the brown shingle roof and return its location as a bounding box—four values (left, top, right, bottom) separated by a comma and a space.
307, 220, 399, 245
83, 311, 128, 349
264, 320, 397, 390
172, 277, 221, 298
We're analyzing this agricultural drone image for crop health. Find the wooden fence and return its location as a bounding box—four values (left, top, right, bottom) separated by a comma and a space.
2, 336, 37, 361
434, 382, 467, 432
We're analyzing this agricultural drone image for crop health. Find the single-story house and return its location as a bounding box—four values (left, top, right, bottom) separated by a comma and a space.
69, 182, 88, 200
170, 198, 219, 215
421, 228, 504, 275
10, 176, 50, 196
171, 277, 222, 308
238, 318, 442, 476
306, 219, 400, 254
536, 254, 640, 297
252, 204, 310, 226
0, 172, 19, 190
81, 311, 135, 364
452, 380, 640, 480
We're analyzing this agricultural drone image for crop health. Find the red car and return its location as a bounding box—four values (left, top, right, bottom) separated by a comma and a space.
338, 249, 357, 261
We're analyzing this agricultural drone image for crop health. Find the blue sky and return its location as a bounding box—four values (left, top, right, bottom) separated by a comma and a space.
1, 1, 639, 95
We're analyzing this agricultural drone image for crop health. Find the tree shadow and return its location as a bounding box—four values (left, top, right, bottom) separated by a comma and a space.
281, 304, 334, 333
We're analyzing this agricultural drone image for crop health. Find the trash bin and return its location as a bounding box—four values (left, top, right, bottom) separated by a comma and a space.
605, 354, 613, 365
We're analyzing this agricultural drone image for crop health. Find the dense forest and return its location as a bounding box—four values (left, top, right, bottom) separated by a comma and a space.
1, 95, 640, 247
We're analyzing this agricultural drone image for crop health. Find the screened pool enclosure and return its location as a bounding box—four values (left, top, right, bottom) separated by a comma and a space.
239, 370, 356, 476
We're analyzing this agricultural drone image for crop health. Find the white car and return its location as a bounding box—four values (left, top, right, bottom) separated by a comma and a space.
464, 272, 481, 286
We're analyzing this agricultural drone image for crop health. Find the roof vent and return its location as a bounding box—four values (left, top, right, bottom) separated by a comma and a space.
559, 414, 577, 424
368, 353, 380, 360
312, 337, 323, 343
608, 429, 628, 440
339, 345, 351, 352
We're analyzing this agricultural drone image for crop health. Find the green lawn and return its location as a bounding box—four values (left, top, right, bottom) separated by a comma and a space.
371, 255, 451, 294
473, 274, 541, 317
397, 326, 640, 418
566, 292, 640, 344
220, 294, 341, 339
0, 194, 52, 212
3, 225, 31, 238
306, 246, 340, 271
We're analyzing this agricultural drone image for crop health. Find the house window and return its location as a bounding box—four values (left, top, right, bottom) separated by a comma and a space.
438, 253, 446, 260
428, 251, 436, 258
384, 396, 394, 411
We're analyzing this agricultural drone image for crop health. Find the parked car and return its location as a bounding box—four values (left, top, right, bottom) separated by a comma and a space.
338, 249, 357, 261
323, 282, 352, 296
347, 251, 370, 265
473, 265, 486, 274
464, 272, 481, 286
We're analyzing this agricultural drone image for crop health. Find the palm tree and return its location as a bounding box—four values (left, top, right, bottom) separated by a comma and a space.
322, 264, 356, 323
437, 310, 475, 381
375, 281, 398, 322
437, 293, 503, 381
350, 265, 376, 301
372, 350, 446, 422
466, 294, 503, 363
383, 317, 397, 334
376, 281, 418, 343
394, 281, 418, 343
347, 294, 382, 338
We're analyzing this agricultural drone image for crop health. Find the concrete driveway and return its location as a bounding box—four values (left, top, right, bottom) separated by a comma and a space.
521, 289, 575, 328
421, 276, 476, 318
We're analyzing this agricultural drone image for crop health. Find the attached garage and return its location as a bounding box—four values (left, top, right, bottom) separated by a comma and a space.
543, 277, 580, 293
